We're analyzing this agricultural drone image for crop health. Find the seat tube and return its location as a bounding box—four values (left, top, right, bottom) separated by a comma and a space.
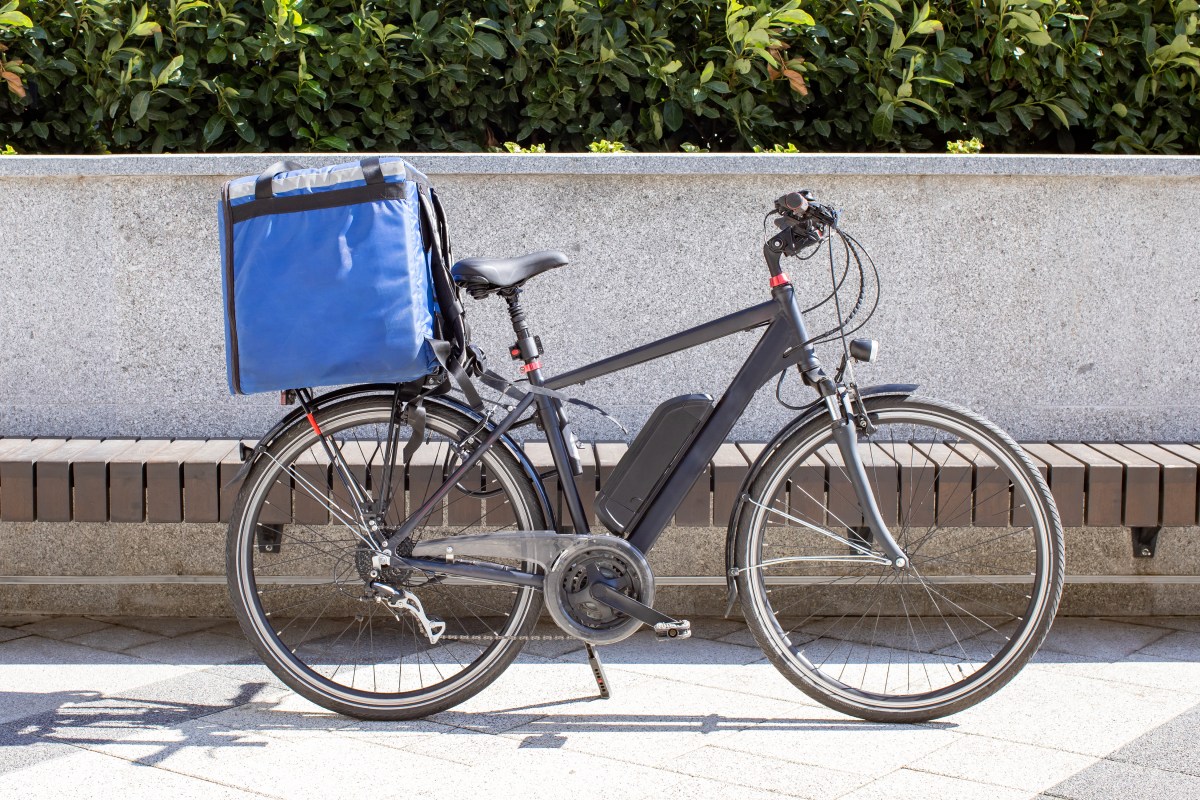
503, 288, 589, 534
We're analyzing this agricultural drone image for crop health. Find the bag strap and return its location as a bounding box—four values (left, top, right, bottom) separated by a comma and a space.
360, 156, 384, 186
254, 160, 306, 200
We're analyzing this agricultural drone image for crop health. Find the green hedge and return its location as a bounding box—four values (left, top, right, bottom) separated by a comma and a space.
1, 0, 1198, 154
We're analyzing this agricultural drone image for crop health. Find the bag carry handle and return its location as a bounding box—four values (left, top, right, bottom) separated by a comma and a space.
254, 157, 386, 201
254, 160, 306, 200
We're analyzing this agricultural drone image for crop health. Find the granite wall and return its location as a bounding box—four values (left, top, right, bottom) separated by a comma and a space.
3, 154, 1198, 442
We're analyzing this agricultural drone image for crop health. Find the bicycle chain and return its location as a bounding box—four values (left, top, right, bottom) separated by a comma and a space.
439, 633, 578, 642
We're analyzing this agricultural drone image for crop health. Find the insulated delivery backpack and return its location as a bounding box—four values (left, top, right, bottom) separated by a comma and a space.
218, 157, 473, 398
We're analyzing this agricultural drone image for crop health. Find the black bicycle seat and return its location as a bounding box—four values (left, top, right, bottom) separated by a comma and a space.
451, 250, 568, 295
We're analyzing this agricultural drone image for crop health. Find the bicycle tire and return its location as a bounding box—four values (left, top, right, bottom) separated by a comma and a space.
226, 395, 546, 720
732, 395, 1064, 722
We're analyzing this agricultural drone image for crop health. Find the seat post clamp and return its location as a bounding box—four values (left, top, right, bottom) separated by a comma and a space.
519, 360, 542, 374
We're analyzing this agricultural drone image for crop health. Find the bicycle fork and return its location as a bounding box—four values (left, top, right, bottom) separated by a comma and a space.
769, 268, 909, 570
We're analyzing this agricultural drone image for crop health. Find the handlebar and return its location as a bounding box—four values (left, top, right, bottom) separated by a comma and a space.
764, 191, 840, 277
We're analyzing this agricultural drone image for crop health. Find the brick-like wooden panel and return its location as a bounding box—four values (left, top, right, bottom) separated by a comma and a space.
891, 443, 937, 528
1088, 443, 1160, 527
294, 449, 333, 526
34, 439, 100, 523
913, 443, 973, 528
182, 440, 240, 523
1021, 444, 1084, 528
324, 441, 370, 528
1, 440, 68, 521
712, 444, 749, 528
483, 460, 518, 528
109, 440, 175, 522
408, 442, 448, 527
815, 444, 862, 528
789, 453, 827, 526
1053, 443, 1122, 527
218, 441, 254, 523
71, 439, 140, 522
738, 443, 788, 524
146, 440, 209, 523
863, 444, 900, 528
734, 441, 782, 522
0, 439, 34, 520
1142, 443, 1200, 526
446, 458, 484, 528
521, 443, 558, 527
950, 444, 1010, 528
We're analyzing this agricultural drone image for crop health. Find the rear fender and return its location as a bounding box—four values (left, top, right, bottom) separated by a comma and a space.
231, 386, 555, 530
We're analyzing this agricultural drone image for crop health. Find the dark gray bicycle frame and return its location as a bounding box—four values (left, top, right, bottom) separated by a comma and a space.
384, 280, 900, 587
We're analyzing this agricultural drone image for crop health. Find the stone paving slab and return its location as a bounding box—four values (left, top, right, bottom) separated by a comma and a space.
1, 616, 1200, 799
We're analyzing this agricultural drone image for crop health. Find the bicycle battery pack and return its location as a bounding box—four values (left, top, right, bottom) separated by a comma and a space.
596, 394, 714, 535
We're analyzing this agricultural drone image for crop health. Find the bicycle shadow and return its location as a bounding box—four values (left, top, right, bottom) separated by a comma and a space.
0, 682, 275, 767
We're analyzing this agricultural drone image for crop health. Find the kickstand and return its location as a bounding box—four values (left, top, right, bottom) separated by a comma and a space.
585, 644, 611, 700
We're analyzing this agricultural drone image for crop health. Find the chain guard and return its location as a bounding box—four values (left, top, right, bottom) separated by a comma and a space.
543, 537, 655, 645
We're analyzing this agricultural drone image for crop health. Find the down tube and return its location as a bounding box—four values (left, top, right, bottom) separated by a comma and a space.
625, 316, 804, 555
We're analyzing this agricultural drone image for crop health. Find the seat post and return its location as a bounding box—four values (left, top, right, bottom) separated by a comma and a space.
501, 287, 540, 368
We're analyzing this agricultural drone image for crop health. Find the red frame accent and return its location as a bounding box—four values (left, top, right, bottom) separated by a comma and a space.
769, 273, 790, 288
519, 361, 542, 374
306, 412, 322, 436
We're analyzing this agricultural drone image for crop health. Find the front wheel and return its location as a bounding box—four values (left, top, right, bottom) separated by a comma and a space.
733, 395, 1064, 722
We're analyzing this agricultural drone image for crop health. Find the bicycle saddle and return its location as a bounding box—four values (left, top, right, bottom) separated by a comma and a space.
451, 250, 568, 296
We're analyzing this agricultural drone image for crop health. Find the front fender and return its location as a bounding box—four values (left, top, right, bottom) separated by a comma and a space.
720, 383, 919, 616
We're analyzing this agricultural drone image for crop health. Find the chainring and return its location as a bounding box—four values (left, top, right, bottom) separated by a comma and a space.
543, 537, 655, 645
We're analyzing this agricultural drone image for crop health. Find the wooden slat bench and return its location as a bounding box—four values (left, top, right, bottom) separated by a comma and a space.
0, 438, 1197, 535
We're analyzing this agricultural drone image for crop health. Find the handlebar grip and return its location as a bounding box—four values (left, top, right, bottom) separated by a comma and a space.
781, 192, 809, 215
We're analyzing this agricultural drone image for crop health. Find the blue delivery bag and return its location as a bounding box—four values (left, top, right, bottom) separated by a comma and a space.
219, 157, 441, 395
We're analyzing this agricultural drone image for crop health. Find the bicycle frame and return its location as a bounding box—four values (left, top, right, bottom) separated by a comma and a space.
375, 277, 910, 587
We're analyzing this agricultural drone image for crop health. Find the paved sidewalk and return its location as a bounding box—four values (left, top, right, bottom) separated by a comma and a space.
1, 615, 1199, 799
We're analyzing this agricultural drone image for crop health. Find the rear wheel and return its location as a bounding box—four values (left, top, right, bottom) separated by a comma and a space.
226, 395, 546, 720
733, 396, 1064, 722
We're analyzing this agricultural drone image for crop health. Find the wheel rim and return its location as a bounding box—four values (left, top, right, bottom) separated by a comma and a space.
231, 400, 540, 709
741, 401, 1056, 712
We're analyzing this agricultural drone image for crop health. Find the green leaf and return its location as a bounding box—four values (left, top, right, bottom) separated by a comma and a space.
663, 100, 683, 131
475, 33, 504, 59
661, 60, 682, 74
130, 91, 150, 122
871, 102, 894, 137
912, 20, 942, 35
131, 21, 161, 37
202, 115, 225, 145
0, 10, 32, 27
233, 117, 255, 143
1044, 103, 1069, 127
155, 55, 184, 88
1024, 30, 1054, 47
316, 135, 351, 151
700, 61, 714, 83
1112, 103, 1128, 118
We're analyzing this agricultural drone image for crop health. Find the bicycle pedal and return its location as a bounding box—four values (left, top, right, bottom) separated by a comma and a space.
653, 620, 692, 640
